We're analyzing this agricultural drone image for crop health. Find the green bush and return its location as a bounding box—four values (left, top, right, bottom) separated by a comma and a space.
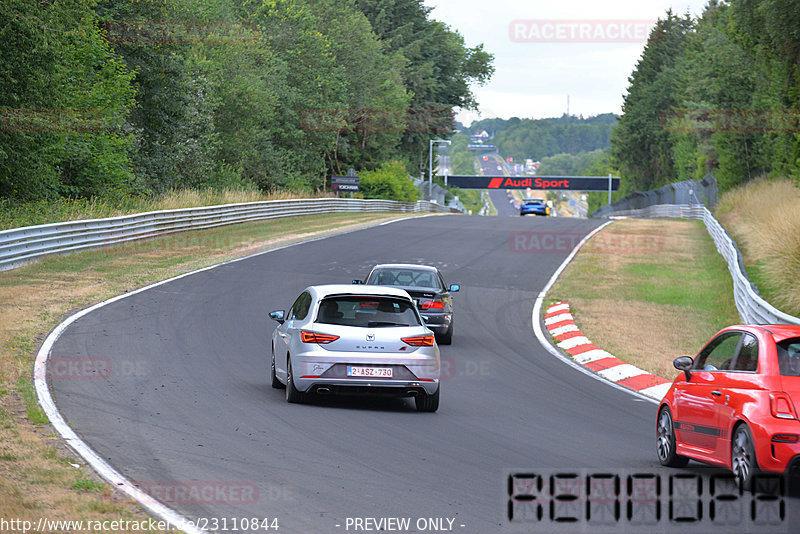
358, 161, 419, 202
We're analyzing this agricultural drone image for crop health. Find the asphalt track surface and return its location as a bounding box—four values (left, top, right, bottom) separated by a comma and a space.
50, 215, 670, 533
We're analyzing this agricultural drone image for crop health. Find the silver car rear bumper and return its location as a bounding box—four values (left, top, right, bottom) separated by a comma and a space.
291, 350, 440, 395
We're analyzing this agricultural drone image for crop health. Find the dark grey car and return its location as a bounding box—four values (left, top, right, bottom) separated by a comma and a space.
354, 264, 460, 345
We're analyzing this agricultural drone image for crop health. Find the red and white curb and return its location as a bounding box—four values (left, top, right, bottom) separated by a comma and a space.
544, 302, 672, 400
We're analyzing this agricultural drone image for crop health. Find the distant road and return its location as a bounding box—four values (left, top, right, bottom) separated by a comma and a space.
475, 153, 517, 216
489, 189, 518, 217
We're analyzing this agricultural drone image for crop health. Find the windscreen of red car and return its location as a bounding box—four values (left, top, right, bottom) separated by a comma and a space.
316, 297, 421, 328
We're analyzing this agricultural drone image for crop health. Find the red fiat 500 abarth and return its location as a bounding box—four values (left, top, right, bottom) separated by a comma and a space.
657, 325, 800, 489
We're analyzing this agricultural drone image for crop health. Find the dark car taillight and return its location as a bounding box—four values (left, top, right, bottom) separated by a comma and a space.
420, 300, 444, 310
301, 331, 339, 344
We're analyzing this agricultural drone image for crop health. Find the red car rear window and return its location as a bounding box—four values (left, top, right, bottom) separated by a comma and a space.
776, 338, 800, 376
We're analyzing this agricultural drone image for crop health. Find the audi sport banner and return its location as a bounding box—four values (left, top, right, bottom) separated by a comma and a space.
445, 175, 620, 191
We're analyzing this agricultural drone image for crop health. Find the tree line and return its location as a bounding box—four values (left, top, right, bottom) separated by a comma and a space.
0, 0, 493, 201
444, 114, 616, 177
470, 113, 617, 162
611, 0, 800, 194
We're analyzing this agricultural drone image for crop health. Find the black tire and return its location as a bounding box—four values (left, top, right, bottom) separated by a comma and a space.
656, 406, 689, 467
270, 347, 283, 389
415, 386, 440, 412
438, 322, 453, 345
285, 357, 305, 404
732, 424, 759, 491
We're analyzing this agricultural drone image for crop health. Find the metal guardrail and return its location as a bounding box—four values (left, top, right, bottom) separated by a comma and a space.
603, 203, 800, 326
0, 198, 459, 272
590, 174, 718, 218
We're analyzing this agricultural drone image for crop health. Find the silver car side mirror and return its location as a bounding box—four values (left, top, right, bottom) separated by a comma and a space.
269, 310, 285, 324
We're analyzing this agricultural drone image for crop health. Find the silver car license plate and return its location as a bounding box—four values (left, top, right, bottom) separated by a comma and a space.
347, 366, 393, 378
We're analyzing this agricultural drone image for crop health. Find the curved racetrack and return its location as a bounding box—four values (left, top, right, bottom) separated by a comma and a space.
50, 215, 664, 533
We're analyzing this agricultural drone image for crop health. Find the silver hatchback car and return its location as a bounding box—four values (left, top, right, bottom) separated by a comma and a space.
268, 284, 441, 411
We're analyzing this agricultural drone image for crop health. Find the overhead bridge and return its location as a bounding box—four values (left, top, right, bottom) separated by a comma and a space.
444, 175, 620, 191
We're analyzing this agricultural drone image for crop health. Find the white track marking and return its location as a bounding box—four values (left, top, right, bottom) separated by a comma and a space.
34, 215, 426, 532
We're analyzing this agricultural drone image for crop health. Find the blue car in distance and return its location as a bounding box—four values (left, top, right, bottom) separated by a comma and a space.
519, 198, 550, 216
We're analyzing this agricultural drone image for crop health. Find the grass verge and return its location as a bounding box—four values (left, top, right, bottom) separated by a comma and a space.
0, 211, 423, 531
547, 218, 740, 379
455, 188, 484, 214
716, 177, 800, 317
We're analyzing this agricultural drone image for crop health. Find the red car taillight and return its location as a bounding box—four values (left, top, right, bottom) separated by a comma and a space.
402, 335, 435, 347
420, 300, 444, 310
771, 434, 800, 443
769, 392, 797, 420
300, 331, 339, 344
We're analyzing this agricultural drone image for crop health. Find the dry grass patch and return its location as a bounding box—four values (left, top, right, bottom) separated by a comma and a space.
549, 218, 740, 378
153, 187, 324, 210
717, 177, 800, 316
0, 211, 418, 532
566, 299, 720, 379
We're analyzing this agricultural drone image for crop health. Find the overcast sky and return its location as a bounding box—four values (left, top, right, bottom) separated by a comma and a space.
423, 0, 710, 126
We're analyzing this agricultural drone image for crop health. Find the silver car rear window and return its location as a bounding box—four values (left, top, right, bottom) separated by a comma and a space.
317, 296, 421, 328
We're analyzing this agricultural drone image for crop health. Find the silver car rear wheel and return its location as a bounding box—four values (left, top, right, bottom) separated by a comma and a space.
415, 385, 439, 412
271, 346, 283, 389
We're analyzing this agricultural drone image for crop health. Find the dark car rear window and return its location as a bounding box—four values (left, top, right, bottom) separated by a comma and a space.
316, 296, 420, 327
777, 339, 800, 377
367, 269, 439, 289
